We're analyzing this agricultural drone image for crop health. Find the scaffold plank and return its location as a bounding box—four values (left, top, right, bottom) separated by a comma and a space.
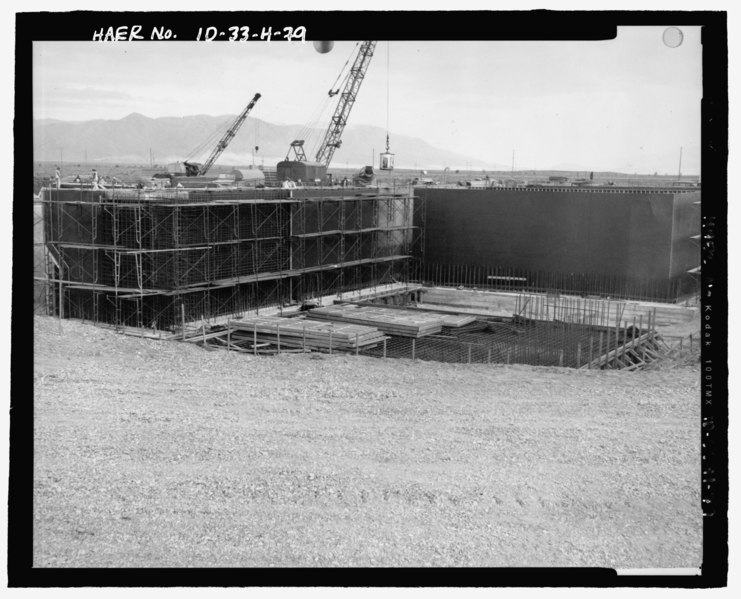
307, 304, 444, 338
227, 315, 387, 351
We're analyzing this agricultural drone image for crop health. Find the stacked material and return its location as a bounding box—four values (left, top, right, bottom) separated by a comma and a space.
228, 316, 387, 351
307, 304, 444, 338
353, 301, 477, 328
438, 314, 477, 328
442, 320, 489, 335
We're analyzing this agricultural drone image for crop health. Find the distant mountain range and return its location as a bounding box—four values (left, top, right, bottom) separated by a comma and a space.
34, 113, 496, 171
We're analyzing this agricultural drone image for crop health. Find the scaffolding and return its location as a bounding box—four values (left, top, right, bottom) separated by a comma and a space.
40, 186, 417, 331
33, 196, 53, 314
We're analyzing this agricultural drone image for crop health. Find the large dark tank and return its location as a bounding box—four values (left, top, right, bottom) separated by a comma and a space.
276, 160, 327, 184
414, 186, 701, 300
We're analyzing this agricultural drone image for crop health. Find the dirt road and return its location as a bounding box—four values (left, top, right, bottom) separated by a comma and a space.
32, 316, 702, 568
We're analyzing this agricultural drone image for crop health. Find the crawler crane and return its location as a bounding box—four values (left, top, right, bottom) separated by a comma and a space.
277, 41, 377, 184
183, 92, 262, 177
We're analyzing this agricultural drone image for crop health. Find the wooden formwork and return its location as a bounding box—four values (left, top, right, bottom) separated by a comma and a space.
579, 332, 666, 370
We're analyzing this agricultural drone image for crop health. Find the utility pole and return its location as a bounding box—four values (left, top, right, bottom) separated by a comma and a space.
677, 146, 683, 181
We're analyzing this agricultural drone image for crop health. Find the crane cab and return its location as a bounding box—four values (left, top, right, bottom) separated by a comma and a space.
379, 151, 394, 171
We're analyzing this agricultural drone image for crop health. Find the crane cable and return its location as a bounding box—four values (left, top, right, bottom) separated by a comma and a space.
184, 115, 233, 163
308, 43, 359, 158
292, 42, 358, 158
253, 118, 260, 166
385, 41, 391, 153
304, 43, 357, 152
295, 93, 334, 150
327, 42, 357, 96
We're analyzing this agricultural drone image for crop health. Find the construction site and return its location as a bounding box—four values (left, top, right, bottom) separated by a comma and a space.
34, 179, 700, 371
33, 40, 701, 371
28, 30, 714, 575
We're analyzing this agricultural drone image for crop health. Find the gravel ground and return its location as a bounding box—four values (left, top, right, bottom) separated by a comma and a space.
32, 316, 702, 568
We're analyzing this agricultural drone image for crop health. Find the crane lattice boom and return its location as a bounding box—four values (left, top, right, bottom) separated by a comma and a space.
185, 92, 261, 177
315, 41, 376, 168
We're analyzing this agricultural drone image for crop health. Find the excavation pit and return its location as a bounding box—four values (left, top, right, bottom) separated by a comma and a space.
209, 302, 667, 370
356, 318, 663, 369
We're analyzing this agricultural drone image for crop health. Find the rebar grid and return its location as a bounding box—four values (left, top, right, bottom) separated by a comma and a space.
40, 187, 416, 328
357, 317, 656, 369
410, 262, 698, 304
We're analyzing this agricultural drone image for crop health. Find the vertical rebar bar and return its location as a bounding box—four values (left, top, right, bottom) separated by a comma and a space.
254, 327, 257, 356
412, 338, 416, 360
614, 313, 620, 368
58, 259, 64, 320
383, 338, 387, 359
598, 332, 604, 369
622, 320, 628, 365
576, 343, 581, 369
588, 336, 594, 369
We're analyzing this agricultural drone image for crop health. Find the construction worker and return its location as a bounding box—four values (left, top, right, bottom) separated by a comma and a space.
91, 169, 100, 189
54, 166, 61, 188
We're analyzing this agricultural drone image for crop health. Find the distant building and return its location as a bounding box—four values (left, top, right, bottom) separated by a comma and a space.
671, 181, 699, 188
231, 169, 265, 186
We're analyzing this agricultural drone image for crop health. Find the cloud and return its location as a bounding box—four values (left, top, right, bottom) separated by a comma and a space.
54, 86, 136, 102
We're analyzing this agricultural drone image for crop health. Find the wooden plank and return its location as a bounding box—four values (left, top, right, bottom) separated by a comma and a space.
233, 333, 387, 352
230, 326, 384, 345
579, 332, 653, 369
440, 314, 477, 327
230, 331, 384, 346
227, 314, 387, 352
182, 329, 230, 343
307, 304, 444, 337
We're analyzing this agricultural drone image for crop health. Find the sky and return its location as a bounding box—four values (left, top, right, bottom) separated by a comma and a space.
32, 25, 703, 174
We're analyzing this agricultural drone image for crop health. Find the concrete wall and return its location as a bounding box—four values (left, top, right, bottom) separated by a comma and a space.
415, 188, 700, 282
670, 193, 702, 278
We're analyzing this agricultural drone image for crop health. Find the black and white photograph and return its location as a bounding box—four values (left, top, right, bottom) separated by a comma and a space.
10, 4, 728, 589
